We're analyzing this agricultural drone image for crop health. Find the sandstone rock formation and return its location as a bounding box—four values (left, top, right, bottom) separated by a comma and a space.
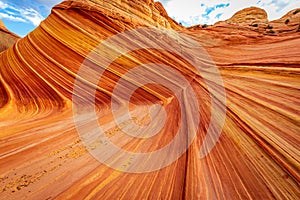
201, 6, 300, 38
226, 7, 268, 25
0, 19, 20, 52
0, 0, 299, 199
0, 19, 4, 28
269, 8, 300, 34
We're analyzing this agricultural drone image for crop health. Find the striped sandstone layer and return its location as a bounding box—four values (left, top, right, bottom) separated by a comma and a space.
0, 0, 299, 199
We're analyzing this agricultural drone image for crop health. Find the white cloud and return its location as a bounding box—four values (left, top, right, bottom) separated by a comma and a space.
19, 8, 44, 26
0, 1, 8, 9
157, 0, 300, 26
0, 12, 26, 22
35, 0, 63, 8
0, 0, 44, 26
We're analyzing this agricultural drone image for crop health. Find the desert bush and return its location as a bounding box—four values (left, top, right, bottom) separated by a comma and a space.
285, 19, 290, 24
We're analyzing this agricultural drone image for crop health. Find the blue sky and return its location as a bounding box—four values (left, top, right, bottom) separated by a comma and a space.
159, 0, 300, 26
0, 0, 61, 36
0, 0, 299, 37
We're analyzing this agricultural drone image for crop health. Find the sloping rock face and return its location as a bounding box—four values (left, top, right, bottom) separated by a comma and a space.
0, 0, 299, 199
0, 19, 20, 52
56, 0, 181, 30
0, 19, 4, 28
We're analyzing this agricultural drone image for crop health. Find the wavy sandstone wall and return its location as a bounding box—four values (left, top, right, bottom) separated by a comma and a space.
0, 0, 299, 199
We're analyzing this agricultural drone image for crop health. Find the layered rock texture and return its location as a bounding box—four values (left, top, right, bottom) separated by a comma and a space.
0, 20, 20, 52
225, 7, 268, 25
0, 0, 299, 199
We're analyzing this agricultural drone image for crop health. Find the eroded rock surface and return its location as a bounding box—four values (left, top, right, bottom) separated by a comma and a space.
226, 7, 268, 25
0, 19, 20, 52
0, 0, 299, 199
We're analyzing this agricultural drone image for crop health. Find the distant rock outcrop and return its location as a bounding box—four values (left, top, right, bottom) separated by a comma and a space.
226, 7, 268, 25
269, 8, 300, 34
205, 7, 300, 37
0, 19, 20, 52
